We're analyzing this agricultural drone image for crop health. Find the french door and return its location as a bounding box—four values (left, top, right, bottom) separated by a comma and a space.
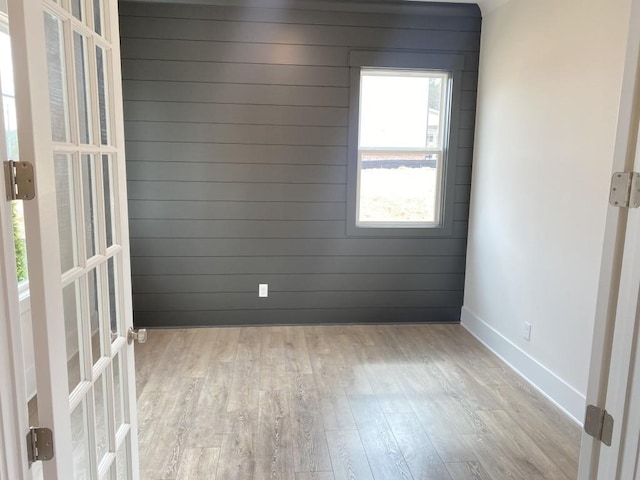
5, 0, 140, 478
578, 0, 640, 476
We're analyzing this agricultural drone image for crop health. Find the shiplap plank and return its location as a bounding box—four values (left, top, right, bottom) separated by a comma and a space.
130, 256, 467, 275
132, 308, 462, 327
123, 81, 349, 106
127, 181, 346, 202
132, 291, 464, 312
123, 102, 349, 126
121, 38, 350, 66
126, 162, 346, 184
124, 122, 347, 146
128, 201, 346, 221
128, 237, 468, 257
131, 273, 466, 294
119, 3, 481, 31
119, 16, 481, 51
125, 142, 347, 165
128, 219, 347, 239
122, 59, 349, 87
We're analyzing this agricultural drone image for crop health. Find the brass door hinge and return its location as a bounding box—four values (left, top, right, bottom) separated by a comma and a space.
26, 427, 54, 465
4, 160, 35, 201
610, 172, 640, 208
584, 404, 614, 446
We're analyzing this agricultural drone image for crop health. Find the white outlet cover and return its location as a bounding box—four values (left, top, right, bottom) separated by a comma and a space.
523, 322, 531, 341
259, 284, 268, 297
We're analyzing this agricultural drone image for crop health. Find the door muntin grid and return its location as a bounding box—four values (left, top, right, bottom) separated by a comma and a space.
43, 0, 133, 477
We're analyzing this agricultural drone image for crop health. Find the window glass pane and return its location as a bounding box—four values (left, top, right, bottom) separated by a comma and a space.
73, 32, 92, 144
81, 154, 98, 258
71, 398, 91, 479
72, 0, 83, 21
94, 372, 109, 464
358, 152, 440, 224
112, 351, 124, 429
115, 435, 130, 480
103, 155, 115, 246
427, 77, 443, 149
55, 154, 78, 273
107, 257, 119, 342
0, 31, 28, 283
360, 70, 432, 149
43, 12, 70, 143
96, 47, 110, 145
88, 268, 103, 365
93, 0, 103, 35
11, 202, 27, 282
64, 281, 83, 394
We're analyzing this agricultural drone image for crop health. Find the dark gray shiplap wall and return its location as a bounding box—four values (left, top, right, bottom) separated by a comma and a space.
119, 0, 481, 327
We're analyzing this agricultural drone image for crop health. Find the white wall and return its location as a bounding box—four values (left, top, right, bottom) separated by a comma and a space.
463, 0, 632, 420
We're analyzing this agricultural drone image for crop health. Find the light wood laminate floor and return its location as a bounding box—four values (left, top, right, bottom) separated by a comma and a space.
134, 324, 581, 480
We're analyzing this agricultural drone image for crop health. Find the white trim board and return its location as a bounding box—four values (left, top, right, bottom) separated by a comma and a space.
461, 306, 586, 424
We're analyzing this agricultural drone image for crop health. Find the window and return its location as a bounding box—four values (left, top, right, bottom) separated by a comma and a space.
357, 69, 449, 227
347, 51, 464, 237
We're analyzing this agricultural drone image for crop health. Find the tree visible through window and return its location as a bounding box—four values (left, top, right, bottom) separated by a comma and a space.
357, 69, 450, 227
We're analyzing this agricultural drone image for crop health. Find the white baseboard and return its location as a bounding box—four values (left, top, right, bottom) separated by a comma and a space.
461, 306, 585, 424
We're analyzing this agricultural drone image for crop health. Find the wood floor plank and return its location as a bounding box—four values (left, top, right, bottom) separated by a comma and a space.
295, 472, 336, 480
135, 325, 581, 480
325, 429, 374, 480
348, 394, 413, 479
445, 461, 493, 480
139, 377, 203, 480
255, 390, 294, 480
215, 409, 258, 480
175, 447, 220, 480
476, 409, 572, 480
289, 371, 332, 472
386, 412, 453, 480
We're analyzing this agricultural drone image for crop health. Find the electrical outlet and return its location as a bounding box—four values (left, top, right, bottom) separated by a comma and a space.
259, 284, 268, 298
523, 322, 531, 341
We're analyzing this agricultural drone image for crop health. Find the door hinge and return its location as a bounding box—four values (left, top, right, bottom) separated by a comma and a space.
3, 160, 36, 201
584, 404, 614, 446
26, 427, 54, 465
610, 172, 640, 208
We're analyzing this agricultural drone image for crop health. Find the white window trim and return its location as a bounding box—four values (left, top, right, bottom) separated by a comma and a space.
355, 68, 451, 228
346, 50, 464, 238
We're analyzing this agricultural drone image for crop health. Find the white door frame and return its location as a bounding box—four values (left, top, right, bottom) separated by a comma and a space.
578, 0, 640, 476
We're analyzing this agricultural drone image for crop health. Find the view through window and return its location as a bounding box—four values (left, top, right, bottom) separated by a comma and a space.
1, 22, 27, 283
357, 69, 450, 227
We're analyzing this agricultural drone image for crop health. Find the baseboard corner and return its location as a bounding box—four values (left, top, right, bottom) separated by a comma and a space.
461, 306, 585, 425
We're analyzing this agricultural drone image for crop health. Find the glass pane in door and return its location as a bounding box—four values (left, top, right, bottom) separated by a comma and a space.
43, 11, 70, 143
81, 154, 98, 258
95, 47, 110, 145
63, 281, 84, 394
93, 372, 110, 465
73, 32, 92, 144
116, 435, 130, 480
87, 267, 103, 365
92, 0, 103, 36
71, 0, 83, 21
112, 351, 124, 430
54, 154, 78, 273
71, 399, 91, 479
103, 155, 116, 247
107, 256, 119, 342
